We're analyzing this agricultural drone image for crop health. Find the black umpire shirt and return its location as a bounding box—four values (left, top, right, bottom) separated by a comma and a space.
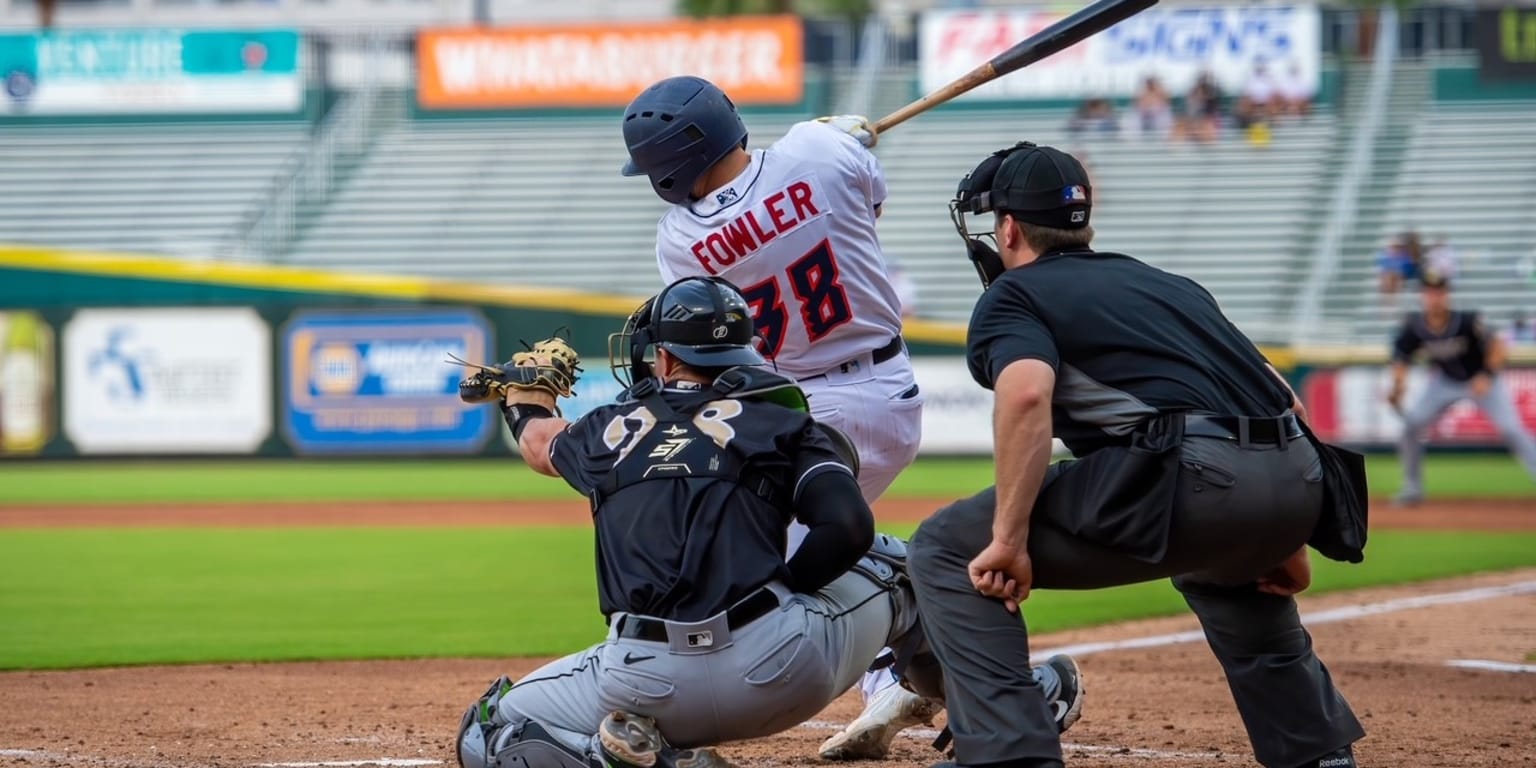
550, 384, 854, 622
1392, 311, 1489, 382
967, 248, 1292, 456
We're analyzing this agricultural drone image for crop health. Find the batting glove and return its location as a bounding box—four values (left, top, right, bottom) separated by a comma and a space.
816, 114, 878, 149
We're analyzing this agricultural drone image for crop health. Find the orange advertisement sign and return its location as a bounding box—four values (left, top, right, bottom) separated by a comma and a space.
417, 16, 805, 110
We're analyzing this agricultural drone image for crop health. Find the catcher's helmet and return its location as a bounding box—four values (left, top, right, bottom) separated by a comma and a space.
621, 76, 749, 205
950, 142, 1093, 287
609, 276, 765, 386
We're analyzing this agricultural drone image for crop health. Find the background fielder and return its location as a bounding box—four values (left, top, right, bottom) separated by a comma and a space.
619, 75, 934, 761
1388, 273, 1536, 503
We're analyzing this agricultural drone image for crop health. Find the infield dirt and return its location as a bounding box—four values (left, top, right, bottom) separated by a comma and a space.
1, 499, 1532, 768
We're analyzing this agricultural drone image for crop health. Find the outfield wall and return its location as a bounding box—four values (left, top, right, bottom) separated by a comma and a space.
4, 246, 1532, 459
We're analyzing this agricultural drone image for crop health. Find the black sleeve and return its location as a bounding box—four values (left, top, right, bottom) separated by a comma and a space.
1391, 317, 1422, 362
966, 276, 1060, 389
783, 420, 874, 593
785, 471, 874, 593
548, 406, 624, 496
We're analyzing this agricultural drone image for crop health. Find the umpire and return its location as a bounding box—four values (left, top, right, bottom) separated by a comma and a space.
907, 142, 1368, 768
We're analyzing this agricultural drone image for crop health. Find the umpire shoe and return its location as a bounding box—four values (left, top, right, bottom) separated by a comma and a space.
598, 711, 735, 768
1302, 746, 1357, 768
1037, 654, 1086, 734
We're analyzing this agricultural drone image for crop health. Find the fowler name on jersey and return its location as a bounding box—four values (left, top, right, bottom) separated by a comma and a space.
689, 178, 824, 274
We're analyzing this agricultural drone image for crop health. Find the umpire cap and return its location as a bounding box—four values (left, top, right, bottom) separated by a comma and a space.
955, 142, 1092, 230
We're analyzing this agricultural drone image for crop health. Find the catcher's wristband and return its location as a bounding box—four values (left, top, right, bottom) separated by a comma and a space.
503, 403, 555, 443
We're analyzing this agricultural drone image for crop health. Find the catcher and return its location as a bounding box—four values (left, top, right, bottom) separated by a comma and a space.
452, 277, 1008, 768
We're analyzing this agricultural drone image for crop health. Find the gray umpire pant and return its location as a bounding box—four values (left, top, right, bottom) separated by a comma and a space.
908, 436, 1364, 768
1399, 373, 1536, 497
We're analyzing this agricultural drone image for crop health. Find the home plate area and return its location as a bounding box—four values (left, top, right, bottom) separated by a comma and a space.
2, 570, 1532, 768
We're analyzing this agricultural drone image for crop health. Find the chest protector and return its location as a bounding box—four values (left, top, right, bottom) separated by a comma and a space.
588, 368, 807, 510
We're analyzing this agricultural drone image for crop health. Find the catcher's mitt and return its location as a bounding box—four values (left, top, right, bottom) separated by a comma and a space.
451, 337, 582, 405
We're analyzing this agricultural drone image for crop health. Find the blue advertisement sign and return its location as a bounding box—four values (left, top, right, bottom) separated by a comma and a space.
282, 310, 494, 454
0, 29, 303, 115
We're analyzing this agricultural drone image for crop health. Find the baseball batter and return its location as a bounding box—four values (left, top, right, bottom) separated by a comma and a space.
618, 75, 942, 760
452, 277, 931, 768
1388, 273, 1536, 503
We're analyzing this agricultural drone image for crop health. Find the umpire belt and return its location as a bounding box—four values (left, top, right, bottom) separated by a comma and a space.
614, 587, 780, 645
1183, 412, 1304, 447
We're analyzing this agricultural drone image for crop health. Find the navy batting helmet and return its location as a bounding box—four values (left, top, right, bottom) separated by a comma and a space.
609, 276, 765, 386
621, 76, 749, 205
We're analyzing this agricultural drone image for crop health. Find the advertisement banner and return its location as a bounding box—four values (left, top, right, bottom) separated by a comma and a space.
0, 311, 54, 457
920, 5, 1320, 100
912, 357, 996, 455
417, 16, 804, 110
1476, 8, 1536, 81
1301, 366, 1536, 445
282, 310, 495, 454
63, 308, 271, 454
0, 29, 303, 115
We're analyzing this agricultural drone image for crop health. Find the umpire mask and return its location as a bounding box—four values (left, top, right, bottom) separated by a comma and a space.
951, 142, 1092, 289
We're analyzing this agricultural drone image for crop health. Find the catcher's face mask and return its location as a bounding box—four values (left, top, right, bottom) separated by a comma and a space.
608, 297, 657, 388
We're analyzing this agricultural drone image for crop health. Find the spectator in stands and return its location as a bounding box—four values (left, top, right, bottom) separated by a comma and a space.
1424, 234, 1459, 281
1131, 76, 1174, 139
1276, 60, 1315, 118
1067, 97, 1119, 138
1377, 232, 1424, 295
1511, 311, 1536, 345
1174, 72, 1223, 144
1242, 59, 1279, 119
1232, 95, 1271, 147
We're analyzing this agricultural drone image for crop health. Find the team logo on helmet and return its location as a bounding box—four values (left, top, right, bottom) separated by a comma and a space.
712, 325, 729, 340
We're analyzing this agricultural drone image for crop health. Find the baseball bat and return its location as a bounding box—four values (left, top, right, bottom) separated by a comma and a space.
872, 0, 1159, 134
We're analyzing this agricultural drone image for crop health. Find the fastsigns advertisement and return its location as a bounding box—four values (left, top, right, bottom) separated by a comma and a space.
920, 5, 1320, 100
1301, 366, 1536, 445
416, 16, 804, 110
0, 311, 54, 457
282, 310, 495, 454
62, 308, 272, 454
0, 29, 303, 115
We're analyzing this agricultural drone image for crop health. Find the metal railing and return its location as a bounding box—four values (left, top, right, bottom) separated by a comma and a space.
1290, 5, 1399, 342
225, 35, 399, 262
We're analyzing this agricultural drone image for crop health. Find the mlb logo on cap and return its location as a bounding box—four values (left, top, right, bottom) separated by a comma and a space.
1062, 185, 1088, 204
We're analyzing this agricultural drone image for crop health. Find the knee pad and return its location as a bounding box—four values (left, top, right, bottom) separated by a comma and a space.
851, 532, 908, 589
455, 677, 595, 768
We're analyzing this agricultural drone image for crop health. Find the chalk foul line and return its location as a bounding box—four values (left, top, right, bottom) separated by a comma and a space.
1034, 579, 1536, 659
1446, 659, 1536, 674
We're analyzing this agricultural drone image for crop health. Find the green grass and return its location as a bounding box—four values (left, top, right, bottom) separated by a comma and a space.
2, 527, 1532, 670
1, 454, 1531, 506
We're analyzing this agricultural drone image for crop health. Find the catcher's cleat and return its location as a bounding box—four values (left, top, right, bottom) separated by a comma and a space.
600, 712, 664, 768
1039, 653, 1085, 734
598, 711, 735, 768
818, 684, 941, 760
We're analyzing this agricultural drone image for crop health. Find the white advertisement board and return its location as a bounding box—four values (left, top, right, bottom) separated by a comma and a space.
912, 356, 996, 455
63, 308, 272, 454
920, 5, 1320, 100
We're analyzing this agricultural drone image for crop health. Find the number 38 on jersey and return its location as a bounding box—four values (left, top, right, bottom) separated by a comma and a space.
742, 239, 853, 357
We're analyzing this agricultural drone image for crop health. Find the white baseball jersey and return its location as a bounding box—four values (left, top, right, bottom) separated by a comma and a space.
654, 121, 904, 380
